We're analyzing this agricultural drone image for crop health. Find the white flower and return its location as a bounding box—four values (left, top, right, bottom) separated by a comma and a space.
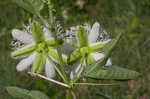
87, 22, 112, 66
11, 24, 59, 78
68, 22, 112, 79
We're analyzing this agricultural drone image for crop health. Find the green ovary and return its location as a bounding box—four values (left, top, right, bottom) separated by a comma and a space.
36, 42, 49, 53
80, 47, 89, 57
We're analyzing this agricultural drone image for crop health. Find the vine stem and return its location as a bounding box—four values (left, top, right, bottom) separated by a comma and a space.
28, 72, 70, 88
71, 89, 77, 99
73, 83, 119, 86
28, 72, 77, 99
47, 55, 67, 83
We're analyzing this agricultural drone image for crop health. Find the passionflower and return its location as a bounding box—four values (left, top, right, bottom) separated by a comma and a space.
11, 22, 67, 78
69, 22, 112, 79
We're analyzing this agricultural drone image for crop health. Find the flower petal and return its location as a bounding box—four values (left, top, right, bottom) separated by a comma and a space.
92, 52, 112, 66
45, 59, 55, 78
43, 27, 52, 40
91, 52, 104, 61
105, 58, 112, 66
11, 29, 33, 44
16, 53, 35, 71
88, 22, 100, 44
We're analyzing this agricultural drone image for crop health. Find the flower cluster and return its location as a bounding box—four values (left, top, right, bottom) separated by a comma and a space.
11, 21, 111, 79
11, 22, 67, 78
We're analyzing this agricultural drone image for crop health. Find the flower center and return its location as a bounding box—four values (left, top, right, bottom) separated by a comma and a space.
80, 47, 89, 57
36, 42, 48, 53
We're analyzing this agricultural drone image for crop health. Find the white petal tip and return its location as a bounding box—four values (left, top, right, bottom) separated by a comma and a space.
105, 58, 112, 66
94, 22, 100, 27
45, 59, 56, 78
16, 64, 27, 72
12, 29, 20, 37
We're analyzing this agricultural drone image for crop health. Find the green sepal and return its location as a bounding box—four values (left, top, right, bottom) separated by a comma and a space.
46, 38, 63, 46
31, 22, 45, 44
36, 54, 46, 73
86, 54, 95, 66
48, 47, 67, 64
89, 42, 106, 53
13, 0, 44, 15
46, 39, 55, 46
32, 52, 45, 73
85, 66, 140, 80
11, 45, 36, 57
68, 49, 81, 65
80, 47, 89, 57
77, 25, 88, 47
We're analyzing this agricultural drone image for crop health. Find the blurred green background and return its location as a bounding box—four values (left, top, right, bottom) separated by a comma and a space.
0, 0, 150, 99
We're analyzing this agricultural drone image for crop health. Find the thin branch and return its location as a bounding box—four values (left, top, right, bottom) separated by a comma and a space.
28, 72, 71, 88
47, 55, 67, 83
70, 89, 77, 99
73, 83, 119, 86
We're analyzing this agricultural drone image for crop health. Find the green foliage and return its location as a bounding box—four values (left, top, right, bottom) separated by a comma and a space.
85, 33, 140, 80
6, 86, 49, 99
7, 86, 30, 98
1, 0, 150, 98
13, 0, 44, 15
85, 66, 140, 80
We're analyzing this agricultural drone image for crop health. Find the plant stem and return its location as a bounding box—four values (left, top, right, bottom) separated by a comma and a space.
52, 31, 68, 83
66, 89, 77, 99
71, 58, 84, 83
27, 72, 71, 88
47, 55, 67, 83
66, 89, 71, 99
47, 0, 68, 83
70, 89, 77, 99
73, 83, 119, 86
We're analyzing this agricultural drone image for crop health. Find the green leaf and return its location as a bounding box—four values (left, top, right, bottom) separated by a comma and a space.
103, 33, 122, 56
29, 91, 49, 99
84, 33, 138, 80
76, 25, 88, 47
11, 44, 36, 57
6, 86, 30, 98
85, 66, 140, 80
6, 86, 49, 99
67, 49, 81, 65
13, 0, 44, 15
31, 22, 45, 44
